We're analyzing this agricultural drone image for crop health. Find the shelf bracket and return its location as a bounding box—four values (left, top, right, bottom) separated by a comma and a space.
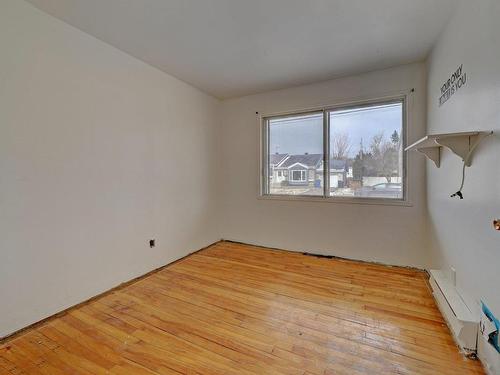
406, 131, 493, 168
417, 147, 440, 168
436, 131, 493, 167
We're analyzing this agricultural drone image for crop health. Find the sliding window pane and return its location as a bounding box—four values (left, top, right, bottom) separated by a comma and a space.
267, 112, 324, 196
328, 102, 404, 199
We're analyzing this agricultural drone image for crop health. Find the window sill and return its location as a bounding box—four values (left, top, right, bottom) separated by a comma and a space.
257, 194, 413, 207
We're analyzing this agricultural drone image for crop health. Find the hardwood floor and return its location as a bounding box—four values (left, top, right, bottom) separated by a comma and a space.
0, 241, 484, 374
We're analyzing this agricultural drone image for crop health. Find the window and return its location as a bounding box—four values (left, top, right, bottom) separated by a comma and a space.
291, 170, 306, 182
264, 112, 324, 196
261, 98, 406, 202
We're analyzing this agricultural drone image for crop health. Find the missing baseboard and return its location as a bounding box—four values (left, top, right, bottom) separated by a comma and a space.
221, 238, 425, 271
302, 252, 334, 259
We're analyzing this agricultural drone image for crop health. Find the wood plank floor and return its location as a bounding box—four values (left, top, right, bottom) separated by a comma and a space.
0, 241, 485, 375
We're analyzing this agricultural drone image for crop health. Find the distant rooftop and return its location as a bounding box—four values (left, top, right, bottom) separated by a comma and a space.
278, 154, 322, 168
273, 153, 348, 170
329, 158, 348, 170
269, 153, 288, 166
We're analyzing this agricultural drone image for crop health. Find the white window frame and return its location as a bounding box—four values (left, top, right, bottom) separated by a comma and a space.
290, 170, 307, 182
259, 94, 409, 206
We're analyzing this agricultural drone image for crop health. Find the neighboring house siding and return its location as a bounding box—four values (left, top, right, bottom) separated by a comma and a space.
274, 154, 322, 187
269, 153, 289, 185
269, 154, 350, 188
308, 169, 315, 181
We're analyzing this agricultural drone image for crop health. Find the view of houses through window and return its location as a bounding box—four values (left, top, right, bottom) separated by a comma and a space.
268, 112, 324, 196
265, 100, 404, 200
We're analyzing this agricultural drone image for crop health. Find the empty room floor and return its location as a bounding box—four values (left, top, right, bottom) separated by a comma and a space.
0, 242, 484, 375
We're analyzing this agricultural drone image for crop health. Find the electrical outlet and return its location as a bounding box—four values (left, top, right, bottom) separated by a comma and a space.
450, 267, 456, 286
493, 219, 500, 231
149, 239, 155, 248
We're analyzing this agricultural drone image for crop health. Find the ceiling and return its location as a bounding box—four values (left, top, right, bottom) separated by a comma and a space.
26, 0, 454, 99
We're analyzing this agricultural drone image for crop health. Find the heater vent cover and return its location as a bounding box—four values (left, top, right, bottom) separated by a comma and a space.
429, 269, 479, 354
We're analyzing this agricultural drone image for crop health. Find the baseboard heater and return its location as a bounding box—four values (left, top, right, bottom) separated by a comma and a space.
429, 269, 479, 355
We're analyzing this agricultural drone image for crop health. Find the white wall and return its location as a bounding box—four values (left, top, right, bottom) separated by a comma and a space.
219, 63, 429, 268
8, 0, 497, 344
0, 0, 220, 337
426, 0, 500, 317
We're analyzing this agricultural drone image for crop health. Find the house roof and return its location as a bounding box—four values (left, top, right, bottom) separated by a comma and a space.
286, 162, 309, 170
269, 153, 288, 166
278, 154, 322, 168
330, 158, 348, 170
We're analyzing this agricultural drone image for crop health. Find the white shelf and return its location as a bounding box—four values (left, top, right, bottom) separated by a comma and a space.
405, 131, 493, 167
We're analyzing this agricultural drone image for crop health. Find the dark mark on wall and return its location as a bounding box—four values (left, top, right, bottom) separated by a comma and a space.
439, 64, 467, 107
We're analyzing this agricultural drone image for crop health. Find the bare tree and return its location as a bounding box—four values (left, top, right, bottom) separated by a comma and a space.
369, 131, 400, 182
331, 132, 351, 159
370, 132, 384, 157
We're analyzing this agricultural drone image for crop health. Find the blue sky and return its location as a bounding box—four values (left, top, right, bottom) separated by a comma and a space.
269, 103, 402, 157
